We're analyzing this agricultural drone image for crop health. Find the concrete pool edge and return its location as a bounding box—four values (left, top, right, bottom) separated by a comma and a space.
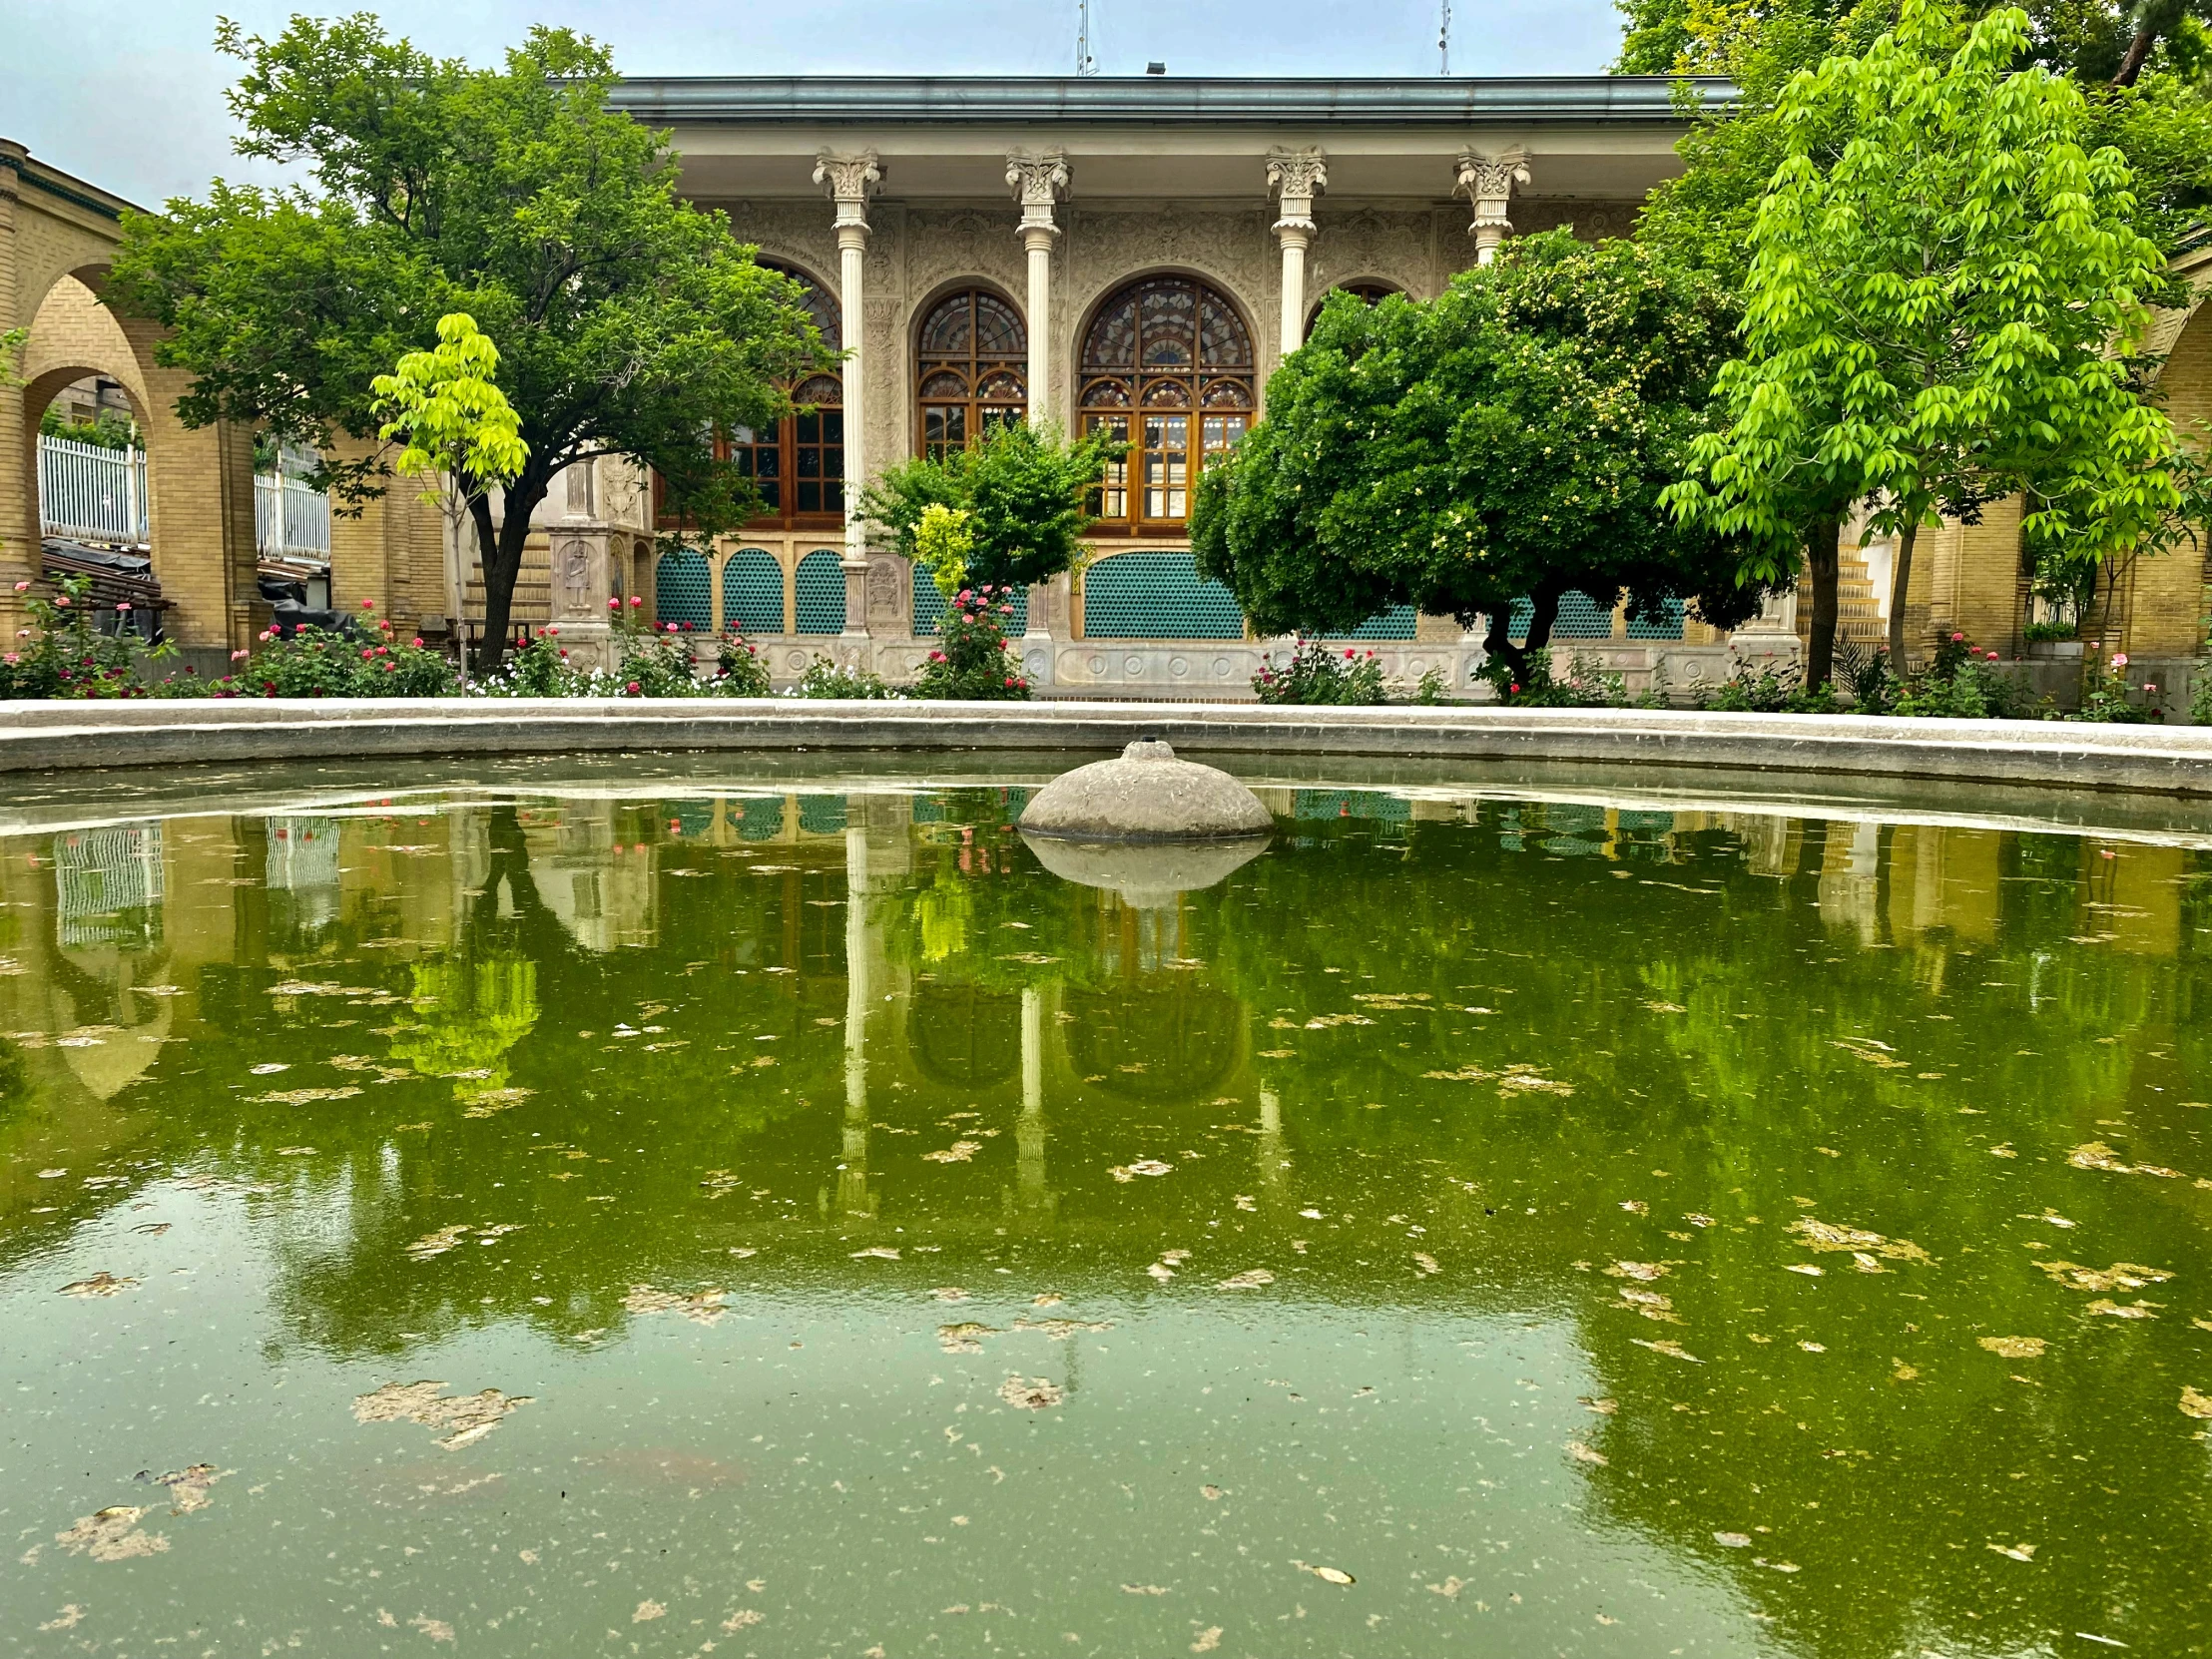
3, 698, 2211, 798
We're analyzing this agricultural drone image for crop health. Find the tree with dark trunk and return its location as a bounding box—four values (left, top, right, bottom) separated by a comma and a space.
107, 19, 830, 670
1191, 233, 1777, 676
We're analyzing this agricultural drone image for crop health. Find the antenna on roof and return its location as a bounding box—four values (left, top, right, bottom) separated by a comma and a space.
1438, 0, 1451, 74
1076, 0, 1098, 76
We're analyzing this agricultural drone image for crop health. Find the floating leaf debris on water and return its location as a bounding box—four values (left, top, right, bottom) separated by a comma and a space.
55, 1505, 166, 1562
851, 1247, 901, 1260
1979, 1337, 2048, 1359
1217, 1269, 1275, 1290
998, 1376, 1064, 1409
923, 1141, 983, 1164
2068, 1142, 2187, 1179
1714, 1531, 1752, 1548
461, 1088, 533, 1118
1615, 1287, 1679, 1323
1293, 1560, 1355, 1585
1789, 1219, 1932, 1263
253, 1086, 364, 1105
939, 1323, 997, 1354
148, 1464, 227, 1515
2180, 1386, 2212, 1419
405, 1226, 471, 1262
2037, 1261, 2172, 1294
1412, 1253, 1441, 1276
1110, 1160, 1174, 1183
1632, 1339, 1703, 1363
352, 1381, 532, 1449
60, 1272, 138, 1298
1987, 1542, 2038, 1562
1191, 1626, 1223, 1652
1566, 1440, 1608, 1465
1606, 1261, 1667, 1282
625, 1285, 729, 1326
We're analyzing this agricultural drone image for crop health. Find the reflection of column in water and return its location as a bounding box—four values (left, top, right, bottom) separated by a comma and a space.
1817, 820, 1884, 946
1257, 1086, 1288, 1195
837, 826, 874, 1219
1017, 985, 1049, 1212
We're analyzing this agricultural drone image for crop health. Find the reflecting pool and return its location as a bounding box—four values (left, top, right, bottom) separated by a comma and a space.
3, 761, 2210, 1657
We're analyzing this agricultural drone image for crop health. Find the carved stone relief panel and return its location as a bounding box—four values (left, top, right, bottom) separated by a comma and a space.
709, 199, 842, 295
904, 206, 1027, 312
1062, 205, 1278, 387
1510, 198, 1646, 245
865, 555, 906, 629
1309, 208, 1437, 301
865, 203, 905, 300
863, 295, 907, 489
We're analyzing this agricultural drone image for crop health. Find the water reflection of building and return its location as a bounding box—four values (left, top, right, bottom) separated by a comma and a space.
53, 822, 164, 949
265, 816, 343, 937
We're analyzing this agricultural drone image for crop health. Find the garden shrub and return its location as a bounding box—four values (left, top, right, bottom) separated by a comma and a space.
0, 576, 164, 699
794, 657, 897, 699
1253, 639, 1387, 705
914, 584, 1028, 700
1481, 649, 1626, 708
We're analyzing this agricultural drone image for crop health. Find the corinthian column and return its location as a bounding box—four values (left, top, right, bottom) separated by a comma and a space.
1267, 147, 1327, 358
1455, 148, 1530, 265
1005, 151, 1069, 426
815, 150, 882, 640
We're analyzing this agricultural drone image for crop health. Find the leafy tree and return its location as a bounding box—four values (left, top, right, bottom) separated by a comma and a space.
369, 311, 530, 554
860, 420, 1115, 594
106, 18, 830, 667
1191, 232, 1774, 678
1665, 0, 2181, 670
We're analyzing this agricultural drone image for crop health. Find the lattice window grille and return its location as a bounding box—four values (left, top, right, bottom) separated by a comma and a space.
1079, 551, 1243, 640
724, 549, 787, 635
736, 797, 786, 841
1503, 591, 1616, 642
1291, 790, 1413, 823
1326, 606, 1417, 641
655, 549, 713, 632
910, 565, 1027, 636
1626, 597, 1687, 641
794, 549, 847, 635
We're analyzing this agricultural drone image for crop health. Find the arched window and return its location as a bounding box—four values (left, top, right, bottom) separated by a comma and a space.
655, 547, 712, 632
794, 549, 847, 635
915, 288, 1027, 460
723, 548, 787, 635
1079, 275, 1255, 533
727, 265, 843, 526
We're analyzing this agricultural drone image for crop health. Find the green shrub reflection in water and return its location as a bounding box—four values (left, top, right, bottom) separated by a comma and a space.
2, 784, 2209, 1656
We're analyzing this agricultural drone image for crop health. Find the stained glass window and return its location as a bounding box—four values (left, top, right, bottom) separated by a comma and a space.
916, 289, 1027, 462
1081, 276, 1254, 531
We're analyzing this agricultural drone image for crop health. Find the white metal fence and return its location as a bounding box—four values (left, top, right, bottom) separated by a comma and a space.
37, 433, 147, 546
256, 471, 331, 558
36, 432, 332, 558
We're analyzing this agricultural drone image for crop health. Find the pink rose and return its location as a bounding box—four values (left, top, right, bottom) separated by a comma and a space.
411, 637, 424, 648
11, 581, 27, 593
625, 680, 642, 695
608, 597, 621, 610
115, 601, 131, 613
360, 598, 374, 610
2112, 652, 2129, 669
629, 595, 643, 608
54, 595, 69, 607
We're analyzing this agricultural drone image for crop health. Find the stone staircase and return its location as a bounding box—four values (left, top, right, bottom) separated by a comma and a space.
1797, 544, 1890, 653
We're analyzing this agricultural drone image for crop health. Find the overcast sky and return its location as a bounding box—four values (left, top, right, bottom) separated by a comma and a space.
4, 0, 1626, 207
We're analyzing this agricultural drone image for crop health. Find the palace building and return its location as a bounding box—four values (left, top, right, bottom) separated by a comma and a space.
8, 76, 2209, 698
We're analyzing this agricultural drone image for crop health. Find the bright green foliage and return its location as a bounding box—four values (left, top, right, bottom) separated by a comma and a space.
106, 19, 830, 665
714, 634, 775, 697
1665, 0, 2183, 663
1191, 233, 1773, 671
912, 585, 1029, 701
795, 657, 899, 699
861, 421, 1116, 593
910, 503, 977, 599
1482, 649, 1634, 707
370, 313, 530, 515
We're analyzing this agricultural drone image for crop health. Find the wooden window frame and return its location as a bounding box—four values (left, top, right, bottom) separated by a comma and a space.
1078, 275, 1256, 538
915, 286, 1029, 462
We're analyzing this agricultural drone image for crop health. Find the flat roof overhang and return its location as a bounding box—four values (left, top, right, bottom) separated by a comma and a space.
609, 76, 1726, 202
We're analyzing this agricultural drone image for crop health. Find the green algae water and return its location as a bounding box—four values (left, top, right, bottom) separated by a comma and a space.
4, 761, 2211, 1658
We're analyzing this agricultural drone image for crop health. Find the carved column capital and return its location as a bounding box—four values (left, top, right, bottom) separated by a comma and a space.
1454, 148, 1530, 263
1006, 149, 1071, 236
814, 150, 883, 233
1267, 146, 1328, 235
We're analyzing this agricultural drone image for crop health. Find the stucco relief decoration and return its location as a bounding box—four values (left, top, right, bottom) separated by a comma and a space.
864, 298, 906, 478
1515, 199, 1639, 244
906, 210, 1027, 308
866, 556, 904, 625
1308, 209, 1435, 299
1066, 209, 1273, 328
717, 201, 841, 295
1454, 148, 1531, 263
